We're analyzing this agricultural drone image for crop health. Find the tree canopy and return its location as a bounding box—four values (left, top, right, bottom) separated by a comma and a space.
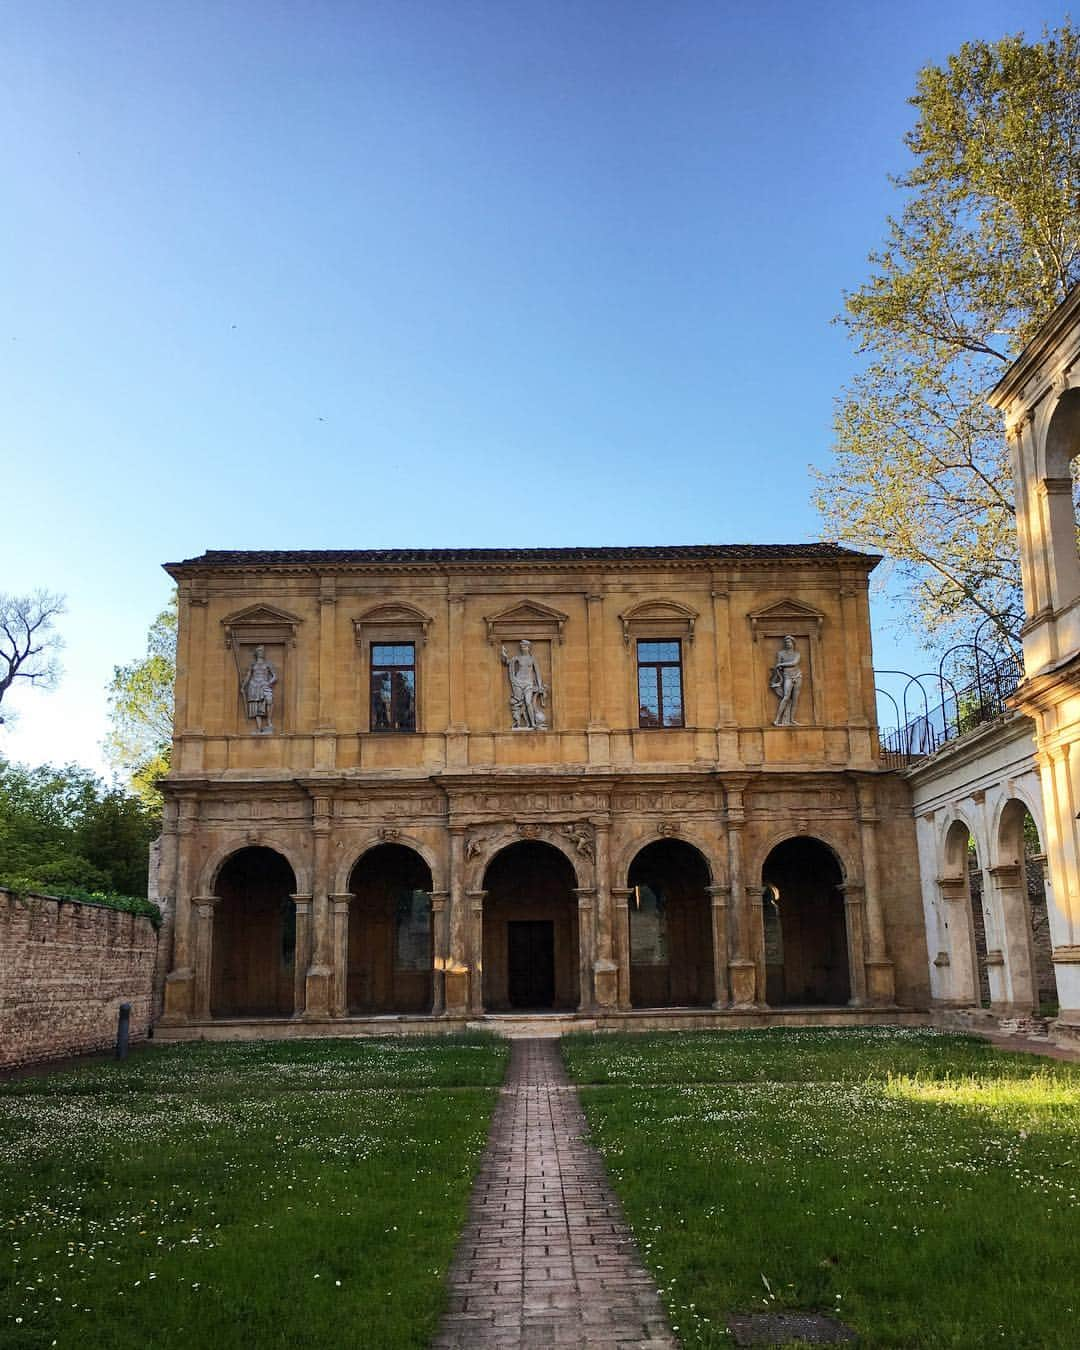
0, 757, 159, 900
0, 591, 65, 724
106, 595, 176, 807
814, 23, 1080, 650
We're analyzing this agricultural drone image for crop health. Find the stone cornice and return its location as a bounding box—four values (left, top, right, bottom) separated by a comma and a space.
988, 281, 1080, 413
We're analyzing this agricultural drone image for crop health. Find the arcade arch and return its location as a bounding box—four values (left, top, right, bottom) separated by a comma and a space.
345, 844, 434, 1015
626, 839, 713, 1008
760, 836, 850, 1006
211, 846, 298, 1018
481, 841, 579, 1011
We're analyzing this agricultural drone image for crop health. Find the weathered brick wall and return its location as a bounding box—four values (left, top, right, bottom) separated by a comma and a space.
0, 888, 159, 1070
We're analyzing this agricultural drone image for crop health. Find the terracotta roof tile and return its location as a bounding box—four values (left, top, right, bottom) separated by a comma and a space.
167, 543, 877, 570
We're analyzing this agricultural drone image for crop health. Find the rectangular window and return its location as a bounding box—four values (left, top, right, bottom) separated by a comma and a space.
370, 643, 416, 731
636, 639, 684, 728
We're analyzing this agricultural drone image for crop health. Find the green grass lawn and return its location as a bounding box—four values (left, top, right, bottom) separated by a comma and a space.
0, 1035, 508, 1350
564, 1028, 1080, 1349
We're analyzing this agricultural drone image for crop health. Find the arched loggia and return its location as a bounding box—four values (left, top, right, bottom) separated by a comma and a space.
760, 837, 850, 1006
627, 839, 713, 1007
346, 844, 434, 1014
211, 846, 297, 1017
481, 841, 579, 1011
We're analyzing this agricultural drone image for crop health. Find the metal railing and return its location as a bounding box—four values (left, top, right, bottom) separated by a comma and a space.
877, 649, 1025, 769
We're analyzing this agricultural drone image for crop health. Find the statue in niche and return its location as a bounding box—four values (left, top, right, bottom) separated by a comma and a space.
241, 645, 277, 734
500, 640, 548, 730
769, 635, 803, 727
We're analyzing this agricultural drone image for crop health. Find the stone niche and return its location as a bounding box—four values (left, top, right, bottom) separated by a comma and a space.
484, 600, 568, 732
747, 599, 825, 728
222, 605, 303, 735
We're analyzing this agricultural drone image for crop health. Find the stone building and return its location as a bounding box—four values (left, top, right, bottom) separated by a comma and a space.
156, 544, 929, 1035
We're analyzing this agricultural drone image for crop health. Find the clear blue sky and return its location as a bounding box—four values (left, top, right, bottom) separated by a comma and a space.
1, 0, 1067, 772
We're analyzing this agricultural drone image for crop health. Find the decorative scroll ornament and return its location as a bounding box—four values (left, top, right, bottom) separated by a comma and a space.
378, 827, 401, 842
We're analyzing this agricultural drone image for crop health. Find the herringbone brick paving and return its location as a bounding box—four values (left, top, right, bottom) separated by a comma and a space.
431, 1038, 677, 1349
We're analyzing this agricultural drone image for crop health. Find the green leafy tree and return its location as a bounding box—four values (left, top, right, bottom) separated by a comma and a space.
0, 758, 158, 897
814, 23, 1080, 649
106, 595, 176, 807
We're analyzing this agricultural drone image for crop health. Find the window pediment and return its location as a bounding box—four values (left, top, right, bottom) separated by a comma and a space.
484, 599, 569, 645
619, 598, 698, 647
222, 604, 303, 648
747, 599, 825, 639
354, 602, 433, 646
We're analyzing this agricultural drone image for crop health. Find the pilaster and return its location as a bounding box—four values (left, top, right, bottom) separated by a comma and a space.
575, 887, 596, 1011
707, 884, 731, 1008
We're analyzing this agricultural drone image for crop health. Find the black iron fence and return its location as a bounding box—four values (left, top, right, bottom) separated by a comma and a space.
877, 651, 1025, 769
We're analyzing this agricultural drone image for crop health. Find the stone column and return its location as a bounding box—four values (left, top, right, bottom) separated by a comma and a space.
445, 828, 470, 1015
291, 894, 312, 1016
840, 882, 869, 1006
575, 887, 596, 1012
304, 794, 334, 1019
725, 784, 756, 1007
591, 821, 618, 1008
466, 889, 487, 1015
856, 779, 896, 1003
612, 886, 632, 1009
430, 890, 449, 1014
937, 875, 978, 1005
707, 884, 731, 1008
162, 797, 199, 1022
192, 895, 219, 1021
328, 894, 352, 1017
988, 863, 1038, 1014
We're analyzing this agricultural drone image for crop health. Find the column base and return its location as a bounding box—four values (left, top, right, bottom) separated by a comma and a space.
866, 958, 896, 1005
160, 968, 194, 1022
593, 959, 618, 1009
302, 965, 334, 1020
445, 966, 471, 1017
728, 960, 757, 1008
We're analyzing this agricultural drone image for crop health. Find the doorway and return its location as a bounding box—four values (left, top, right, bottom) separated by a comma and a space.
508, 920, 556, 1008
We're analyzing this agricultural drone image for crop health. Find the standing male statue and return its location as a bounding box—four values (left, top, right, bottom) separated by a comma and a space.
241, 644, 277, 734
500, 639, 548, 730
770, 635, 803, 727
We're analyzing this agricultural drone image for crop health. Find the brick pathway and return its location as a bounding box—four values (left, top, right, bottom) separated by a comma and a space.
432, 1038, 677, 1349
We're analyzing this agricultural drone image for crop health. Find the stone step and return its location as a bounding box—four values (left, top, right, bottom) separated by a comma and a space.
467, 1015, 597, 1039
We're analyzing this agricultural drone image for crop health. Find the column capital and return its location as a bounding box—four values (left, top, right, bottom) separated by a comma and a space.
707, 884, 731, 906
611, 886, 632, 901
839, 882, 865, 904
328, 891, 354, 902
937, 876, 968, 901
192, 894, 219, 912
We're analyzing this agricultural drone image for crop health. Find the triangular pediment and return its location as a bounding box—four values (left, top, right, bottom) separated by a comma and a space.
222, 604, 304, 628
747, 598, 826, 635
484, 599, 569, 643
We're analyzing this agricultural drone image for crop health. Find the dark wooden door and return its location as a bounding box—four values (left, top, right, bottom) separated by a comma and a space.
507, 920, 555, 1009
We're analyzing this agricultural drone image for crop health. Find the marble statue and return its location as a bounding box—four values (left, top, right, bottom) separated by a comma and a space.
241, 645, 277, 734
500, 640, 547, 730
770, 635, 803, 727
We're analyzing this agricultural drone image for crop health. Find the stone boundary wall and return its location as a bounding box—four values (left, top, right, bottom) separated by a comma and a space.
0, 888, 159, 1070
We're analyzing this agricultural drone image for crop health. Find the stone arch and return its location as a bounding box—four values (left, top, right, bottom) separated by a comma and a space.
759, 835, 850, 1006
211, 845, 299, 1018
625, 837, 714, 1008
748, 827, 850, 890
480, 839, 581, 1011
1032, 386, 1080, 617
344, 843, 435, 1015
994, 797, 1054, 1012
334, 832, 443, 896
940, 817, 990, 1008
467, 825, 584, 892
200, 837, 310, 898
615, 828, 718, 888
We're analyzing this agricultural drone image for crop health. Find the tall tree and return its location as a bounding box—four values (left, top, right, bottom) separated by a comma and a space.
814, 23, 1080, 650
0, 591, 65, 724
105, 596, 176, 808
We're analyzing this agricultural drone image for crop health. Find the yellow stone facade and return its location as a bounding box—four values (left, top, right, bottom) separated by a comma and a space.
157, 544, 929, 1029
